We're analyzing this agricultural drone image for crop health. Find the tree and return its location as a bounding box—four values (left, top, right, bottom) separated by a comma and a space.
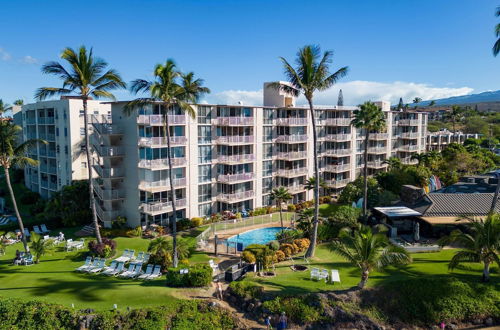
397, 97, 404, 111
305, 176, 328, 196
29, 232, 54, 263
271, 45, 348, 258
351, 101, 386, 219
329, 225, 411, 288
338, 176, 381, 209
438, 214, 500, 282
410, 153, 427, 166
413, 97, 422, 104
447, 105, 463, 132
148, 237, 190, 270
0, 121, 44, 252
124, 59, 209, 268
296, 208, 314, 238
429, 100, 436, 107
36, 46, 126, 244
13, 99, 23, 106
493, 6, 500, 56
382, 157, 402, 171
0, 99, 12, 116
43, 180, 91, 227
269, 187, 292, 233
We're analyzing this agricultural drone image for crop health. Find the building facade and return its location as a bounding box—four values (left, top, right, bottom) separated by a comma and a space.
426, 130, 480, 151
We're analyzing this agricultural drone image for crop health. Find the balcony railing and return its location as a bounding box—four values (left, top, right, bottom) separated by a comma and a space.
138, 157, 187, 169
367, 161, 388, 168
324, 133, 351, 141
323, 148, 351, 156
398, 119, 419, 126
400, 157, 418, 165
40, 164, 57, 174
214, 135, 254, 144
367, 147, 387, 154
323, 118, 351, 126
93, 165, 123, 178
139, 178, 187, 191
324, 164, 351, 173
138, 136, 187, 147
276, 168, 308, 177
212, 117, 254, 126
93, 180, 124, 200
325, 178, 350, 188
370, 133, 389, 140
217, 172, 254, 183
216, 190, 254, 203
26, 118, 36, 125
137, 114, 186, 126
215, 154, 255, 163
398, 145, 419, 151
38, 117, 55, 125
275, 134, 308, 143
287, 185, 306, 193
141, 198, 187, 215
94, 145, 124, 157
275, 118, 307, 126
400, 132, 419, 139
276, 151, 308, 160
95, 202, 122, 222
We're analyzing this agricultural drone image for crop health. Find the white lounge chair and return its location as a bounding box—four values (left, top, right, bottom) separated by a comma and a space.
33, 226, 43, 235
319, 269, 329, 282
132, 252, 144, 262
310, 267, 320, 280
101, 261, 117, 275
40, 224, 50, 234
209, 259, 219, 272
137, 264, 153, 280
106, 262, 125, 276
87, 259, 106, 273
145, 265, 162, 280
331, 269, 341, 284
115, 249, 134, 263
24, 229, 31, 237
127, 263, 143, 279
76, 257, 93, 272
118, 263, 137, 278
142, 253, 151, 263
42, 235, 50, 240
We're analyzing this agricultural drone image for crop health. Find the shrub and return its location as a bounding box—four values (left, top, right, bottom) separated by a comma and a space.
175, 218, 192, 231
293, 238, 310, 251
242, 250, 256, 264
275, 250, 286, 262
20, 191, 40, 205
88, 238, 117, 258
279, 244, 294, 258
190, 217, 204, 227
166, 264, 213, 287
330, 205, 361, 224
276, 229, 303, 243
229, 281, 264, 299
287, 204, 296, 212
243, 244, 275, 269
126, 226, 142, 237
267, 240, 280, 251
262, 296, 323, 324
112, 216, 127, 229
322, 195, 332, 204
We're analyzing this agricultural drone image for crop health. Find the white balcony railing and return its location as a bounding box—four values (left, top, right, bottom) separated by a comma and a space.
215, 154, 255, 163
324, 164, 351, 172
287, 185, 306, 193
137, 114, 186, 126
216, 190, 254, 203
398, 145, 419, 151
325, 178, 350, 188
276, 151, 308, 160
367, 147, 387, 154
141, 198, 187, 215
275, 118, 307, 126
398, 119, 419, 126
323, 118, 351, 126
212, 117, 254, 126
370, 133, 389, 140
214, 135, 254, 144
276, 168, 308, 177
323, 148, 351, 156
275, 134, 308, 143
138, 158, 187, 169
138, 136, 187, 147
217, 172, 254, 183
367, 161, 388, 168
139, 178, 187, 191
93, 182, 124, 200
324, 133, 351, 141
400, 132, 419, 139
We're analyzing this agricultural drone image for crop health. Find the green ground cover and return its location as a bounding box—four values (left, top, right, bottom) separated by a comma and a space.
318, 203, 340, 217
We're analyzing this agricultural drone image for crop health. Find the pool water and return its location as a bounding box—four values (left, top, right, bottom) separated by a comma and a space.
226, 227, 287, 248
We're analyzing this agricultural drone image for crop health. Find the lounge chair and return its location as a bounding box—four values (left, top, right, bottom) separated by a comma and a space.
40, 224, 50, 234
132, 252, 144, 262
319, 269, 329, 282
142, 253, 151, 263
101, 261, 117, 275
209, 259, 219, 272
310, 267, 320, 280
23, 254, 34, 266
87, 259, 106, 273
106, 262, 125, 276
23, 228, 31, 237
118, 263, 137, 278
137, 264, 153, 280
75, 257, 93, 272
127, 263, 143, 279
33, 226, 43, 235
42, 235, 50, 241
145, 265, 162, 280
115, 249, 134, 263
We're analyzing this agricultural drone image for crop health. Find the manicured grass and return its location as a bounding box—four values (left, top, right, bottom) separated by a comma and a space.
0, 227, 211, 310
240, 244, 498, 296
319, 203, 340, 217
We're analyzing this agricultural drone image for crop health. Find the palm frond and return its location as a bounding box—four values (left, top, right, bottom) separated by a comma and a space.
177, 100, 196, 119
129, 79, 152, 94
448, 250, 480, 270
35, 87, 72, 101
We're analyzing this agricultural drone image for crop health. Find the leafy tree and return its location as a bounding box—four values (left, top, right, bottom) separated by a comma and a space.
464, 116, 489, 135
148, 237, 190, 271
0, 121, 44, 252
13, 99, 23, 106
493, 6, 500, 56
296, 208, 314, 238
124, 60, 209, 267
304, 176, 328, 196
351, 101, 386, 218
42, 180, 91, 227
329, 205, 361, 224
271, 45, 348, 258
446, 105, 464, 132
439, 214, 500, 282
397, 97, 404, 111
329, 225, 411, 288
413, 97, 422, 104
269, 187, 292, 233
382, 157, 402, 171
36, 46, 126, 244
0, 99, 12, 116
338, 176, 381, 209
29, 232, 54, 263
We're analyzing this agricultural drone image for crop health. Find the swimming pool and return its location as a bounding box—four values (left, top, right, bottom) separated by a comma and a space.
226, 227, 287, 248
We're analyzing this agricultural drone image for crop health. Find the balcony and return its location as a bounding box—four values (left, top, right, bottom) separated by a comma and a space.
275, 118, 307, 126
216, 190, 254, 203
324, 133, 351, 142
276, 167, 308, 177
275, 134, 308, 143
286, 185, 306, 193
141, 198, 187, 216
94, 145, 124, 157
40, 164, 57, 174
212, 117, 254, 126
26, 118, 36, 125
215, 154, 255, 164
93, 165, 124, 178
370, 133, 389, 140
217, 172, 254, 184
367, 146, 387, 154
93, 181, 124, 200
324, 164, 351, 173
95, 202, 122, 222
323, 148, 351, 156
214, 135, 254, 144
323, 118, 351, 126
367, 161, 388, 169
137, 114, 186, 126
400, 157, 418, 165
400, 132, 419, 139
38, 117, 55, 125
398, 119, 419, 126
398, 145, 419, 152
138, 177, 187, 192
138, 136, 187, 147
47, 149, 56, 158
276, 151, 307, 160
325, 178, 350, 189
138, 157, 187, 170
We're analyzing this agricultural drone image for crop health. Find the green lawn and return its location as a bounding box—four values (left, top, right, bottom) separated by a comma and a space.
319, 203, 340, 217
0, 227, 211, 310
240, 244, 498, 296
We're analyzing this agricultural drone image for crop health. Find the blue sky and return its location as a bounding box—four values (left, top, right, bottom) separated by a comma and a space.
0, 0, 498, 106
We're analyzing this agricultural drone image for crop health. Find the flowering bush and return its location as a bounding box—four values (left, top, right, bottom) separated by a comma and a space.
88, 238, 117, 258
275, 250, 286, 262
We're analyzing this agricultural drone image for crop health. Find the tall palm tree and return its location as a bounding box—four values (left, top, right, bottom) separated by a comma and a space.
438, 214, 500, 282
0, 121, 45, 252
410, 152, 427, 166
272, 45, 348, 258
0, 99, 12, 116
382, 157, 402, 171
36, 46, 126, 244
305, 176, 328, 196
412, 97, 422, 104
269, 186, 292, 233
13, 100, 24, 106
493, 6, 500, 56
447, 105, 463, 132
329, 225, 411, 288
124, 60, 209, 268
351, 101, 386, 219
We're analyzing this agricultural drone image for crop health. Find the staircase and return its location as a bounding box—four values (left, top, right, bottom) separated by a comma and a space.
75, 225, 95, 237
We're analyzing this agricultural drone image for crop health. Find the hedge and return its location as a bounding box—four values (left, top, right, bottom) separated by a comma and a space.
228, 281, 264, 299
262, 295, 323, 324
165, 264, 213, 287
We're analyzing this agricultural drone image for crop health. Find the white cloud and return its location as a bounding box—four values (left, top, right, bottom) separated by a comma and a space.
204, 81, 473, 106
0, 48, 11, 61
20, 55, 38, 64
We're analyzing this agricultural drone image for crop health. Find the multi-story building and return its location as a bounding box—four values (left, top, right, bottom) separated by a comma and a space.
21, 97, 111, 198
87, 82, 427, 228
426, 130, 480, 151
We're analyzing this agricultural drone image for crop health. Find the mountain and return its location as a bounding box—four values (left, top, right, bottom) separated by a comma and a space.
420, 90, 500, 106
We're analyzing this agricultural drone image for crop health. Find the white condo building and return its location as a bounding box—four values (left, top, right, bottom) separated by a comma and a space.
21, 83, 428, 227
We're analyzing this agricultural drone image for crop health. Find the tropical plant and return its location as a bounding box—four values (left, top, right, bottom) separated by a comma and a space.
329, 225, 411, 288
305, 176, 328, 196
13, 99, 23, 106
0, 99, 12, 116
148, 236, 191, 270
382, 157, 402, 170
269, 186, 292, 233
124, 60, 209, 267
412, 97, 422, 104
272, 45, 348, 258
410, 153, 427, 166
296, 208, 314, 238
36, 46, 126, 244
29, 232, 54, 263
351, 101, 386, 219
438, 214, 500, 282
493, 6, 500, 56
446, 105, 463, 132
0, 121, 44, 252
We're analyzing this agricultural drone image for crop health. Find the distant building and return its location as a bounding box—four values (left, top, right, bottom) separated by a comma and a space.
426, 130, 480, 151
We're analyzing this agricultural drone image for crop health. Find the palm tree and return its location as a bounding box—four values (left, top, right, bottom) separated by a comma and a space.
296, 208, 314, 238
382, 157, 402, 171
413, 97, 422, 104
13, 99, 24, 106
410, 153, 427, 166
438, 214, 500, 282
124, 60, 209, 268
0, 99, 12, 116
447, 105, 463, 132
329, 225, 411, 288
148, 236, 190, 269
305, 176, 328, 196
429, 100, 436, 107
271, 45, 348, 258
29, 231, 54, 263
493, 6, 500, 56
351, 101, 386, 219
0, 121, 45, 252
36, 46, 126, 244
269, 187, 292, 233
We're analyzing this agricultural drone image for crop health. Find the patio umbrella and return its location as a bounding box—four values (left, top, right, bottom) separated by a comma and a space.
414, 222, 420, 242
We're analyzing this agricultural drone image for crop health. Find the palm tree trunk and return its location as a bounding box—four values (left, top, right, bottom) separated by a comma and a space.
4, 167, 29, 253
278, 202, 284, 233
83, 98, 102, 244
490, 179, 499, 213
163, 110, 179, 268
305, 98, 320, 258
363, 132, 369, 220
358, 269, 369, 289
482, 261, 490, 282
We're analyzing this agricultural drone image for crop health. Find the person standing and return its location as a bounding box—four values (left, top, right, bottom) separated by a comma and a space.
278, 312, 287, 329
216, 281, 224, 300
265, 315, 272, 329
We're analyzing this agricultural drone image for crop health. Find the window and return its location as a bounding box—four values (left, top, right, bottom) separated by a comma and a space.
262, 194, 272, 206
263, 143, 273, 159
198, 146, 212, 164
262, 177, 273, 193
81, 162, 87, 168
198, 165, 211, 183
262, 160, 273, 177
80, 128, 85, 136
197, 106, 212, 124
263, 127, 274, 142
198, 126, 211, 144
263, 108, 274, 124
198, 203, 212, 217
64, 127, 67, 137
79, 109, 84, 116
198, 184, 212, 203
